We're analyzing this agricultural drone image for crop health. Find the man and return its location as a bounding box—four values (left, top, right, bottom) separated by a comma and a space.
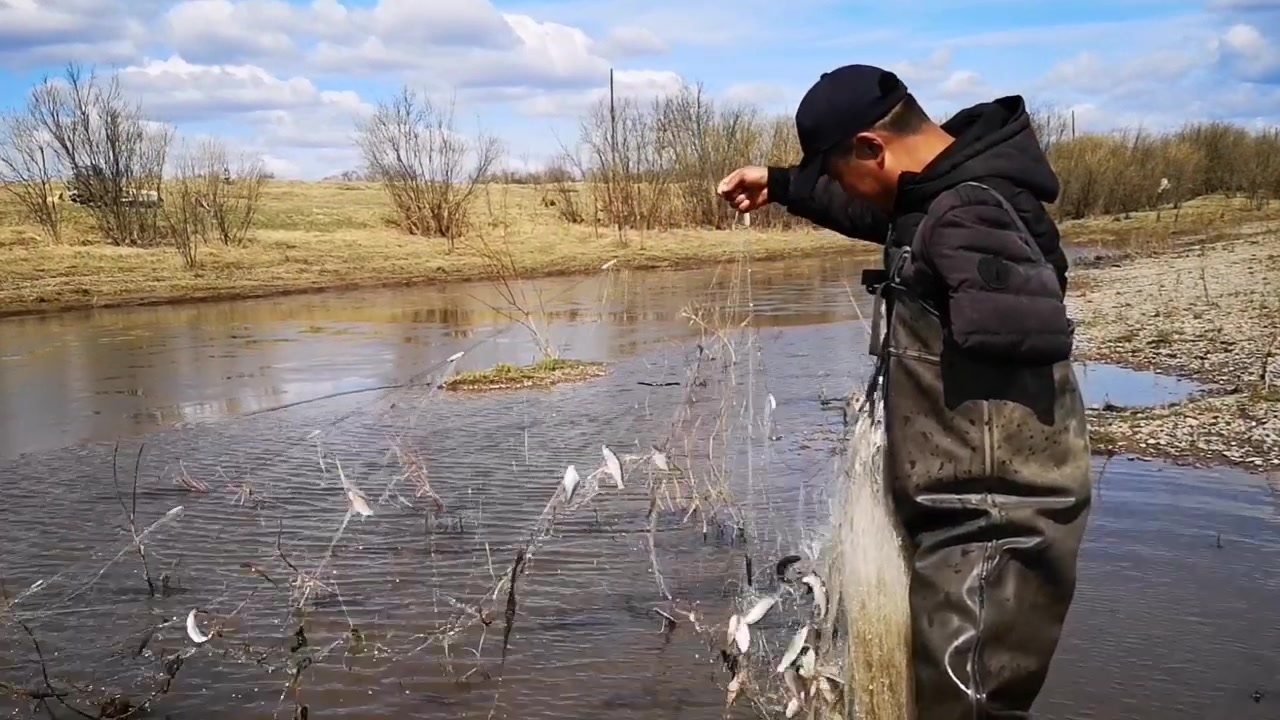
719, 65, 1092, 718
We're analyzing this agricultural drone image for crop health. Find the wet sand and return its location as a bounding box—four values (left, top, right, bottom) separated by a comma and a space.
1, 252, 1277, 719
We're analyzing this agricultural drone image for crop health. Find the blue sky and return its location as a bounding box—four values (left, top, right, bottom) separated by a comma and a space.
2, 0, 1278, 179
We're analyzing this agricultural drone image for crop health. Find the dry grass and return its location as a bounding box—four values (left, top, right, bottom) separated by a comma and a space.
441, 358, 607, 391
0, 180, 863, 316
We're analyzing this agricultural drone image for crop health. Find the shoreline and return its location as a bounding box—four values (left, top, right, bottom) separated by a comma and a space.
1069, 232, 1280, 474
0, 234, 872, 320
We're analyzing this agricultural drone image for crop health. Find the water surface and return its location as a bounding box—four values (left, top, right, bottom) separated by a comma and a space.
0, 254, 1275, 719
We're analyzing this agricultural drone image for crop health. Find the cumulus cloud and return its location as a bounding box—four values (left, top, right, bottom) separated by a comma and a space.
116, 56, 370, 122
0, 0, 148, 67
888, 48, 993, 104
517, 69, 685, 117
161, 0, 616, 92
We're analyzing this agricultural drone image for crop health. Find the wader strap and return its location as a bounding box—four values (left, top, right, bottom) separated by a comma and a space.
857, 246, 913, 411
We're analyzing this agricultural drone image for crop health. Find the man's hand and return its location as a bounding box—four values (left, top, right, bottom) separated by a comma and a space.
716, 166, 771, 212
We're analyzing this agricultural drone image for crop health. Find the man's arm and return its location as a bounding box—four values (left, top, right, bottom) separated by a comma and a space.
766, 166, 890, 243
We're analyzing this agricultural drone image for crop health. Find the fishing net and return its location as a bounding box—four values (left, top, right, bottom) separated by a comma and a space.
0, 248, 905, 719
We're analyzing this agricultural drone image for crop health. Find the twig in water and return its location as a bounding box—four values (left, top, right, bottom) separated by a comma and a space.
112, 442, 157, 596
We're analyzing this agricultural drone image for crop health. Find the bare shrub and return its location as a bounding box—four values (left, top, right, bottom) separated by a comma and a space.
25, 63, 172, 246
194, 139, 268, 246
357, 87, 502, 251
570, 79, 806, 237
163, 142, 210, 269
576, 91, 671, 242
0, 111, 64, 242
467, 183, 557, 360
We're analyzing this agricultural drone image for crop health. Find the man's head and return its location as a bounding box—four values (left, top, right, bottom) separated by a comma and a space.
793, 64, 953, 212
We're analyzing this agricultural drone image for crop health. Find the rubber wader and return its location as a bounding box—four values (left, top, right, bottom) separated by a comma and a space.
862, 188, 1093, 719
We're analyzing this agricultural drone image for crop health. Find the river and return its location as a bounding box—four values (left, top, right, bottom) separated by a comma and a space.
0, 254, 1276, 719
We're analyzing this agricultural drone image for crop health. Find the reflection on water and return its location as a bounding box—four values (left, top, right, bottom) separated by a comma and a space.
0, 255, 875, 458
0, 252, 1277, 720
1075, 361, 1207, 409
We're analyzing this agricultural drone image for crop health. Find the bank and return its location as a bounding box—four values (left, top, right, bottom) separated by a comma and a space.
0, 227, 872, 318
1069, 232, 1280, 474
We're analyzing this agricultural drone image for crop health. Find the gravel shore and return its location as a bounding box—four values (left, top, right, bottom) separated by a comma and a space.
1068, 234, 1280, 473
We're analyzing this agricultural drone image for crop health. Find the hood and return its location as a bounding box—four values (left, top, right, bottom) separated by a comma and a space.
894, 95, 1059, 215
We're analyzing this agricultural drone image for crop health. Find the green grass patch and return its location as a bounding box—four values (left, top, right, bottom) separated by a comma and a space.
442, 358, 608, 392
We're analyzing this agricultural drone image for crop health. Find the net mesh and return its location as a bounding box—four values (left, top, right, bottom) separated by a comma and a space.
0, 248, 908, 720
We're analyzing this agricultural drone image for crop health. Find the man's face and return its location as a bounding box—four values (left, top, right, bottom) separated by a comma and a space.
826, 133, 898, 213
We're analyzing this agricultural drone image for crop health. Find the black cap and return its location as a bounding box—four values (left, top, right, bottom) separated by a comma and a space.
792, 64, 908, 197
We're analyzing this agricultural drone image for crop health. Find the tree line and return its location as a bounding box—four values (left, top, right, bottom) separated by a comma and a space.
4, 62, 1280, 264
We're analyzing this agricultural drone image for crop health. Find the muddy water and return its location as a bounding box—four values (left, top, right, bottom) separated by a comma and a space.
0, 254, 1277, 719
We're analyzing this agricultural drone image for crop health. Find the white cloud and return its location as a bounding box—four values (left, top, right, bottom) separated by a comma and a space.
722, 82, 791, 108
597, 26, 670, 58
0, 0, 147, 67
888, 48, 993, 104
516, 69, 685, 117
116, 56, 370, 122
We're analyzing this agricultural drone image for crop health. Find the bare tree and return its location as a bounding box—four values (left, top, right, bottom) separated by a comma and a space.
356, 86, 503, 252
163, 142, 209, 269
0, 111, 64, 242
193, 138, 268, 246
25, 63, 172, 247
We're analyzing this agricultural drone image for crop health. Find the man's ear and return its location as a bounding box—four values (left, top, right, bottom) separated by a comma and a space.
852, 133, 884, 163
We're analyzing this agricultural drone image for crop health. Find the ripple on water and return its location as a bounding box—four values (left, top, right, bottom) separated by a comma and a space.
0, 318, 1277, 719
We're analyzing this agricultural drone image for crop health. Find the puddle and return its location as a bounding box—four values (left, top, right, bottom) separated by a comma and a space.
1075, 362, 1206, 409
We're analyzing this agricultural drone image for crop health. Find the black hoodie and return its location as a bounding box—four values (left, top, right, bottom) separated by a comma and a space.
767, 95, 1073, 365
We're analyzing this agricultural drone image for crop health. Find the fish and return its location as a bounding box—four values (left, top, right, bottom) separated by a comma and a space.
600, 259, 618, 270
776, 624, 810, 673
726, 614, 740, 647
347, 490, 373, 517
601, 445, 624, 489
798, 646, 817, 678
783, 667, 803, 699
801, 573, 827, 621
742, 595, 777, 625
185, 609, 210, 644
734, 620, 751, 654
447, 351, 465, 363
768, 393, 777, 410
726, 672, 742, 706
562, 465, 580, 503
651, 449, 670, 471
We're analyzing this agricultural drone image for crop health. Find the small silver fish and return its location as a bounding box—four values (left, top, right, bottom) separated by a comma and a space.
651, 449, 670, 471
798, 646, 817, 678
600, 259, 618, 270
742, 595, 777, 625
801, 573, 827, 621
562, 465, 580, 503
783, 667, 803, 699
776, 624, 810, 673
347, 490, 373, 517
185, 609, 210, 644
726, 673, 742, 706
447, 351, 465, 363
734, 620, 751, 654
601, 445, 624, 489
726, 614, 740, 647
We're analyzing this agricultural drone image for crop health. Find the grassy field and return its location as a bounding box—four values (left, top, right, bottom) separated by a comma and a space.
2, 179, 1278, 317
0, 180, 869, 316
